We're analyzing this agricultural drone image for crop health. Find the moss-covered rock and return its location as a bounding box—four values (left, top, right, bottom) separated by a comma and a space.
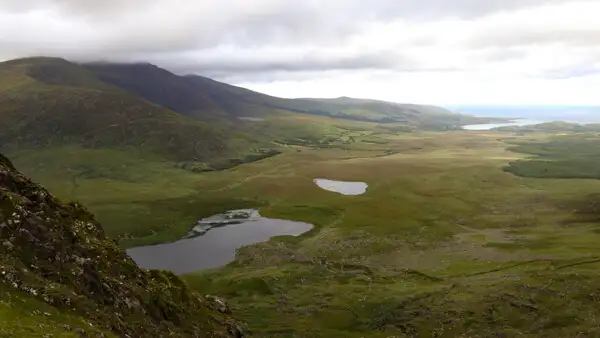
0, 153, 244, 337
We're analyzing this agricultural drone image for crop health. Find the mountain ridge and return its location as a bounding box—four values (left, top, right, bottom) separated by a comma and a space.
3, 57, 500, 131
82, 60, 495, 128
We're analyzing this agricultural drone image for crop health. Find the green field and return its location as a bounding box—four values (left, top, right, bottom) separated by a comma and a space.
504, 133, 600, 179
11, 115, 600, 336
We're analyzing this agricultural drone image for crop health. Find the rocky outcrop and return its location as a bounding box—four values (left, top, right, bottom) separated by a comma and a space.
0, 154, 244, 337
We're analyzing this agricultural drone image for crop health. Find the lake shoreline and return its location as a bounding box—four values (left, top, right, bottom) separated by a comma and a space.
126, 208, 314, 274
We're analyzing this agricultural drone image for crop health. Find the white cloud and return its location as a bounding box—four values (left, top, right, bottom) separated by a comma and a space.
238, 0, 600, 105
2, 0, 600, 105
240, 70, 600, 106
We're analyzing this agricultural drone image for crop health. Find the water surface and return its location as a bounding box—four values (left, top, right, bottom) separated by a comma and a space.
127, 209, 313, 274
238, 117, 265, 122
314, 178, 368, 195
462, 119, 544, 131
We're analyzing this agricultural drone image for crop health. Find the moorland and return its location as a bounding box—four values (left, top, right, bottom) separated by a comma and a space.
3, 57, 600, 337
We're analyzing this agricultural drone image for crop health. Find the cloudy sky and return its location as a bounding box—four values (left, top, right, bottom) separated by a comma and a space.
2, 0, 600, 106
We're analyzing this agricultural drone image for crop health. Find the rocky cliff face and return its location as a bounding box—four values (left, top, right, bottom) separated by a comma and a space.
0, 153, 243, 337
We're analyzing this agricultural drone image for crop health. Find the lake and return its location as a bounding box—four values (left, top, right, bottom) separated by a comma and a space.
462, 119, 545, 131
126, 209, 313, 274
314, 178, 368, 195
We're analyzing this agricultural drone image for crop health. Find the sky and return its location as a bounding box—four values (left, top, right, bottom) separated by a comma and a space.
2, 0, 600, 106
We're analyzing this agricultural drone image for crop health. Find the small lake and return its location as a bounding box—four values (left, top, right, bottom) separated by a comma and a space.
314, 178, 368, 195
462, 119, 544, 131
126, 209, 313, 275
238, 117, 265, 122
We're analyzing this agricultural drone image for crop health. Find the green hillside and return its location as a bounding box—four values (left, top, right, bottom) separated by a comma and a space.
83, 62, 231, 122
280, 96, 498, 128
84, 63, 294, 121
0, 153, 243, 337
0, 57, 258, 163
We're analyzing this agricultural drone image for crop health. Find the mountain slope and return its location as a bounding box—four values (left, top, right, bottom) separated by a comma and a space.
0, 153, 244, 336
0, 57, 247, 162
83, 62, 231, 122
184, 75, 488, 129
84, 62, 495, 129
281, 96, 491, 128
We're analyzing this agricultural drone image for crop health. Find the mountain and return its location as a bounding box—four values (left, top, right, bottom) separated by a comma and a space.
281, 96, 493, 127
0, 55, 502, 175
82, 62, 232, 122
0, 153, 243, 336
0, 57, 253, 163
84, 62, 298, 122
84, 62, 494, 129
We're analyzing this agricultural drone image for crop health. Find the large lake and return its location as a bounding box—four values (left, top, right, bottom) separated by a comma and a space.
127, 209, 313, 274
462, 119, 544, 131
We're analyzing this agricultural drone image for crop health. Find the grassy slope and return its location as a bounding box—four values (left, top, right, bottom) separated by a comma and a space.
0, 284, 116, 337
0, 153, 243, 337
279, 96, 502, 128
0, 57, 264, 165
83, 62, 232, 122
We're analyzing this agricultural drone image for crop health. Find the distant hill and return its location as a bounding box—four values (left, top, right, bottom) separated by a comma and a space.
497, 121, 600, 133
0, 57, 252, 162
281, 97, 494, 128
84, 62, 494, 129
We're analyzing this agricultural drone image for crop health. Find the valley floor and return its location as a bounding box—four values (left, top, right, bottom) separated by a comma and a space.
11, 116, 600, 337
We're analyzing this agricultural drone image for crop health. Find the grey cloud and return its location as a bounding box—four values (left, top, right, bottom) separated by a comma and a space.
1, 1, 585, 51
138, 49, 424, 82
0, 0, 595, 83
2, 0, 582, 21
469, 28, 600, 49
173, 52, 403, 74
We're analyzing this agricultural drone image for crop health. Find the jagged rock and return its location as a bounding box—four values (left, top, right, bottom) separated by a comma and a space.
0, 153, 244, 337
205, 295, 232, 314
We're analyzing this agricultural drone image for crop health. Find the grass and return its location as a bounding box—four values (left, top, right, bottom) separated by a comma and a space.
11, 113, 600, 336
178, 128, 600, 336
9, 146, 266, 247
8, 112, 401, 247
0, 152, 244, 337
0, 283, 116, 337
504, 134, 600, 179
